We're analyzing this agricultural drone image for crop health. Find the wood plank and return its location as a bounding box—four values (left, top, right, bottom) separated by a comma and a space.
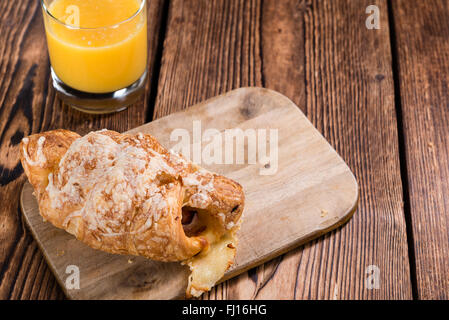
155, 0, 412, 299
391, 0, 449, 299
0, 0, 167, 299
21, 88, 358, 299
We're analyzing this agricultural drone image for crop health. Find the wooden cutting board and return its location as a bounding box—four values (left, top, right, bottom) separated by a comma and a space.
20, 87, 358, 299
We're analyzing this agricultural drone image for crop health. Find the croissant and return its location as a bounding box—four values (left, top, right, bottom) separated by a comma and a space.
20, 129, 244, 298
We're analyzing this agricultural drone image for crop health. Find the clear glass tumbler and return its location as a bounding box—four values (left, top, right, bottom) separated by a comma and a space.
41, 0, 148, 114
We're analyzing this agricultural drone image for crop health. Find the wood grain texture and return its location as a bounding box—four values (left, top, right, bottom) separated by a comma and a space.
21, 88, 358, 299
154, 0, 412, 299
294, 0, 412, 299
0, 0, 168, 299
392, 0, 449, 299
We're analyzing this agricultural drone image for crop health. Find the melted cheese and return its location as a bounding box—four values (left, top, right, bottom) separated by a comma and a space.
185, 231, 237, 298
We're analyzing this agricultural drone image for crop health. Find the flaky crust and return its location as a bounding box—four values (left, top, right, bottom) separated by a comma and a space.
20, 129, 244, 264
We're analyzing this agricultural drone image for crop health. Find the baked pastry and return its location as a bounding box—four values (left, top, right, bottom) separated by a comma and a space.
20, 129, 244, 298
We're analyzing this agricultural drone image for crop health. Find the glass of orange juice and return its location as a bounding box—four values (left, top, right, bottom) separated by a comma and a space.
41, 0, 147, 113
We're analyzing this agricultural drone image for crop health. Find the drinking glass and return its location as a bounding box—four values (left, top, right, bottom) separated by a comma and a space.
41, 0, 148, 113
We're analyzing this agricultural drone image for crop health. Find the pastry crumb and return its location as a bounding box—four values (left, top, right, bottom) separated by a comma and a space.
320, 209, 328, 217
127, 259, 134, 264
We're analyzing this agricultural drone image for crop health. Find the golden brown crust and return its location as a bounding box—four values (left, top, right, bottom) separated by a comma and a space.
20, 129, 244, 268
20, 129, 80, 195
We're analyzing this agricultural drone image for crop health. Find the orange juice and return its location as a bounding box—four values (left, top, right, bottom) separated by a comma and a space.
44, 0, 147, 93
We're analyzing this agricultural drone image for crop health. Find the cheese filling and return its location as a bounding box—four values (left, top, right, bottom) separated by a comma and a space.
184, 230, 237, 298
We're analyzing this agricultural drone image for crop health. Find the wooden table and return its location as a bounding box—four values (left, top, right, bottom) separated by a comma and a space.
0, 0, 448, 300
